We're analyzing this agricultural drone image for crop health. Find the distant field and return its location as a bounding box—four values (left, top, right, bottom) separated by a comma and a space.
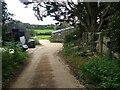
37, 35, 51, 40
31, 35, 51, 40
31, 29, 53, 40
34, 29, 53, 33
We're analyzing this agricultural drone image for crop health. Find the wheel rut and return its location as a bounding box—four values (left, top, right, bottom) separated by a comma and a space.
31, 55, 55, 88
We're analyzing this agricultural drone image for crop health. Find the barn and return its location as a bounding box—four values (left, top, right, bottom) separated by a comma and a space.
51, 26, 75, 42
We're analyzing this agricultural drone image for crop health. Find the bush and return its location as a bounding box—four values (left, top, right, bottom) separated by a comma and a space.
2, 50, 28, 83
79, 57, 120, 88
30, 37, 40, 45
64, 31, 79, 43
34, 38, 40, 45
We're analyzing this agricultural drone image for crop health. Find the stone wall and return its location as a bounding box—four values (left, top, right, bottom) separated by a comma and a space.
82, 32, 120, 59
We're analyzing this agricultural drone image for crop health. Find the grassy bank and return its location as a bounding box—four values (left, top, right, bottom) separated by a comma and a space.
61, 32, 120, 88
2, 49, 28, 88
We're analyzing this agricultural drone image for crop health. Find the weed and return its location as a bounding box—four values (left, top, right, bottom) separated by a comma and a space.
79, 57, 120, 88
2, 50, 28, 85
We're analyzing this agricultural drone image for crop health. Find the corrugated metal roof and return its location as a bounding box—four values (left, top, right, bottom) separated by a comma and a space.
52, 26, 75, 34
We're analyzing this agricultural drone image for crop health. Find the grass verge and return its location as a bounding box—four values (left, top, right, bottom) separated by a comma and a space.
2, 50, 28, 88
61, 39, 120, 88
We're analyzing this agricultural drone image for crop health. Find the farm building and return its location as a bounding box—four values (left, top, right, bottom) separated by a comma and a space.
3, 21, 29, 45
51, 26, 75, 42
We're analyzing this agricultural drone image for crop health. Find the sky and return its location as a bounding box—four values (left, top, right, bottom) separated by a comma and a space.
4, 0, 57, 25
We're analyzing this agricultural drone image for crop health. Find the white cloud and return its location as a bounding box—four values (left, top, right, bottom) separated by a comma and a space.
5, 0, 57, 25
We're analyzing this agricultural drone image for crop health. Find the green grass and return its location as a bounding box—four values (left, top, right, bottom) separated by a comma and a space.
2, 50, 28, 87
80, 57, 120, 88
37, 35, 51, 40
31, 35, 51, 40
31, 29, 53, 40
34, 29, 53, 33
30, 37, 40, 45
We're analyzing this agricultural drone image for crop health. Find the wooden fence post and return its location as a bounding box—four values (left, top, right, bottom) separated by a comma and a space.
99, 32, 103, 53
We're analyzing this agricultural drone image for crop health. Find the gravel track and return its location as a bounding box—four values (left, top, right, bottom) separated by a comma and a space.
9, 40, 85, 88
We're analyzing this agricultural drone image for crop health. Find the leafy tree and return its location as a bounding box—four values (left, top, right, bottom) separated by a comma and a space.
28, 1, 119, 51
30, 1, 114, 32
20, 1, 120, 33
21, 1, 120, 52
2, 1, 13, 24
2, 1, 14, 43
55, 21, 70, 30
2, 1, 30, 42
104, 2, 120, 54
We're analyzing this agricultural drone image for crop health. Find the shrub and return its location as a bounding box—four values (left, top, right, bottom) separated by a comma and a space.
64, 32, 78, 43
79, 57, 120, 88
2, 50, 28, 83
34, 38, 40, 45
30, 37, 40, 45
